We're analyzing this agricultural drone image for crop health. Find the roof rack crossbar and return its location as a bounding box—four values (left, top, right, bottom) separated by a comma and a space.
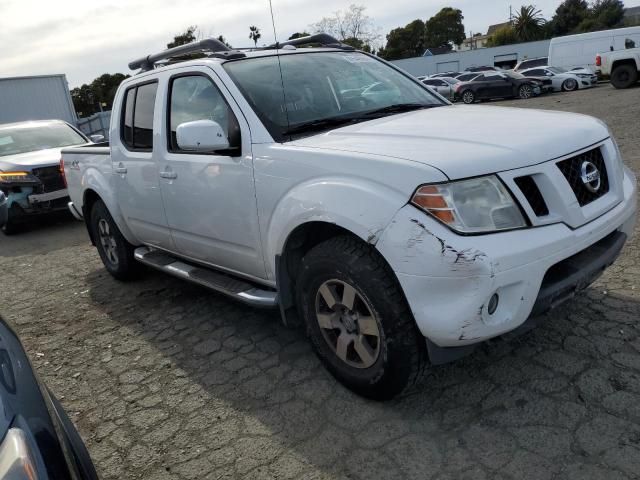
128, 37, 240, 71
266, 33, 355, 51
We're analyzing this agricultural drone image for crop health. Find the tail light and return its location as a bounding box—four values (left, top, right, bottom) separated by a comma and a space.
595, 55, 601, 67
59, 157, 67, 188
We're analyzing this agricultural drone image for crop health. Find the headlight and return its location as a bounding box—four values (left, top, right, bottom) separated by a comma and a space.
411, 175, 527, 234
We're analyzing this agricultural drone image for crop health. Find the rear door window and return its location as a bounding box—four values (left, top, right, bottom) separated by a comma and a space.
121, 82, 158, 151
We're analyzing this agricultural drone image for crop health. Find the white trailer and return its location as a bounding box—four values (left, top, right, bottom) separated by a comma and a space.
0, 74, 77, 125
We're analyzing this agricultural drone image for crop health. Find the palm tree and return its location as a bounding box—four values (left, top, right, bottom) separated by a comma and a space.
249, 26, 262, 48
513, 5, 546, 42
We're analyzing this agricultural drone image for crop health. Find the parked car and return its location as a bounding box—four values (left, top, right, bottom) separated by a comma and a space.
454, 72, 483, 82
453, 71, 546, 103
0, 120, 92, 234
520, 66, 595, 91
513, 57, 548, 72
597, 45, 640, 88
62, 34, 637, 400
0, 315, 98, 479
549, 26, 640, 72
421, 77, 460, 99
464, 65, 501, 72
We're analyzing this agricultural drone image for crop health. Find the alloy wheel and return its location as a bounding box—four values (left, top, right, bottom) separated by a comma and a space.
315, 279, 381, 369
98, 218, 119, 266
462, 91, 475, 104
519, 84, 533, 99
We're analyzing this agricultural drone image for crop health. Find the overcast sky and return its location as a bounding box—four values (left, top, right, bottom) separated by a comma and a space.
2, 0, 639, 87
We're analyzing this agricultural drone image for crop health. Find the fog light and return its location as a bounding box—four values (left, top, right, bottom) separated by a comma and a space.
488, 293, 499, 315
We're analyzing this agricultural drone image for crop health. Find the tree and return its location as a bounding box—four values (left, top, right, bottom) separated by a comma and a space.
288, 32, 310, 40
549, 0, 590, 35
217, 35, 232, 48
378, 19, 427, 60
486, 26, 519, 47
424, 7, 465, 49
71, 73, 130, 117
580, 0, 625, 30
310, 4, 381, 50
513, 5, 547, 41
249, 26, 261, 47
167, 26, 198, 49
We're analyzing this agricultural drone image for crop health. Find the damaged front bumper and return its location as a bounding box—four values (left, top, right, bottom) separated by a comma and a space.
376, 168, 637, 362
1, 177, 69, 223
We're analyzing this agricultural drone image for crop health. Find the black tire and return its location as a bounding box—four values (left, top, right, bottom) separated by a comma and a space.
1, 220, 19, 235
562, 78, 578, 92
296, 235, 427, 400
518, 83, 534, 99
611, 64, 638, 89
90, 200, 138, 280
461, 90, 476, 104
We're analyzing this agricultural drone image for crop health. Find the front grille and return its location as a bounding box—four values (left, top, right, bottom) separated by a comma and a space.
556, 147, 609, 206
515, 176, 549, 216
32, 166, 65, 193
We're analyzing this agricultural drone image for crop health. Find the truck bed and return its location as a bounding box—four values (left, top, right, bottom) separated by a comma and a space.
61, 144, 111, 219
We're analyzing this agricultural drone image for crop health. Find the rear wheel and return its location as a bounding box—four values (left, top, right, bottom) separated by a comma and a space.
462, 90, 476, 104
562, 78, 578, 91
90, 200, 138, 280
611, 64, 638, 89
518, 84, 534, 99
296, 235, 427, 400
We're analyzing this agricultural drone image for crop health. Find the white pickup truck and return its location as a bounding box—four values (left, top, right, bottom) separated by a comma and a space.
596, 44, 640, 88
62, 35, 637, 399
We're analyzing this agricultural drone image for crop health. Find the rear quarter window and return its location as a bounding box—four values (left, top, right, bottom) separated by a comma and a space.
120, 82, 158, 151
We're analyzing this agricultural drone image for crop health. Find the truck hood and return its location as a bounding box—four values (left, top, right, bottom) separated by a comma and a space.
0, 148, 63, 172
290, 105, 609, 179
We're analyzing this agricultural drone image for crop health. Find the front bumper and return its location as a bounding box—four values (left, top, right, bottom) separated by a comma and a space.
376, 167, 637, 351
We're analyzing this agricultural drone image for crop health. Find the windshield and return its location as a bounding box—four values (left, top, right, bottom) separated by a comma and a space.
548, 67, 566, 74
442, 78, 460, 84
504, 71, 525, 79
0, 123, 86, 157
223, 51, 444, 141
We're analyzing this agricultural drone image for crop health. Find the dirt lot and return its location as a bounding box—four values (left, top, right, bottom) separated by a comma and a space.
1, 84, 639, 480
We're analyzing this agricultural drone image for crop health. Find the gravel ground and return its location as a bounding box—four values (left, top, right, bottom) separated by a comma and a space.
1, 84, 639, 480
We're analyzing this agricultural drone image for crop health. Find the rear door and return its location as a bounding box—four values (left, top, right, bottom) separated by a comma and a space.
111, 81, 174, 250
157, 66, 266, 279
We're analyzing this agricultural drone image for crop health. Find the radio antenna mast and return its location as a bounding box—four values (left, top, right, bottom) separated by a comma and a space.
269, 0, 279, 48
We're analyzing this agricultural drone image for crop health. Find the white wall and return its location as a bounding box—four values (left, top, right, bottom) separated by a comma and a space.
391, 40, 551, 76
0, 75, 77, 125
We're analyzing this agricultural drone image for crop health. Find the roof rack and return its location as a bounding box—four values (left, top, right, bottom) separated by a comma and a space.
266, 33, 355, 50
128, 33, 354, 73
128, 37, 246, 72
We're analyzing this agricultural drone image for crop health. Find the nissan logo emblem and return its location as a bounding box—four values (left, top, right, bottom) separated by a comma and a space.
580, 161, 601, 193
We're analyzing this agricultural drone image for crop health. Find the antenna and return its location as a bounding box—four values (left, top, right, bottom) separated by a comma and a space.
269, 0, 279, 48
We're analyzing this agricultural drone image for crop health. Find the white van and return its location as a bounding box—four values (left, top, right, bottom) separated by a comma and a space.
549, 26, 640, 72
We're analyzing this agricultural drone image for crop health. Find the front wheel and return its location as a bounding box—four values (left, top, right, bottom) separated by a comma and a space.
462, 90, 476, 104
296, 235, 427, 400
611, 64, 638, 89
562, 78, 578, 91
90, 200, 139, 280
518, 84, 534, 99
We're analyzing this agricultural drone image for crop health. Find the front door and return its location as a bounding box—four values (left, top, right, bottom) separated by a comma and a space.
157, 68, 266, 279
112, 81, 174, 250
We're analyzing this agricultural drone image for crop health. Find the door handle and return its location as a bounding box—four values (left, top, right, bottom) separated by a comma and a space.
114, 163, 127, 174
160, 170, 177, 179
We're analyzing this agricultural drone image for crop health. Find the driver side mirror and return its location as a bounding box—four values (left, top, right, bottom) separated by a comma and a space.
89, 134, 105, 143
176, 120, 229, 152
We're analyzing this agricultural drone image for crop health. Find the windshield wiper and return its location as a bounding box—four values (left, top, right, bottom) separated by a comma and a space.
361, 103, 439, 117
283, 116, 364, 136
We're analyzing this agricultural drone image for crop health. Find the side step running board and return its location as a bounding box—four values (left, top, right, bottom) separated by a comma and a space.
134, 247, 278, 308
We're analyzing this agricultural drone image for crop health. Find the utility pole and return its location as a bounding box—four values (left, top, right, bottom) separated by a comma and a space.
509, 5, 513, 24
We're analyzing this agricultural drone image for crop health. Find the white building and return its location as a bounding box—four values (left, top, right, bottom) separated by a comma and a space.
0, 74, 77, 125
392, 39, 551, 76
